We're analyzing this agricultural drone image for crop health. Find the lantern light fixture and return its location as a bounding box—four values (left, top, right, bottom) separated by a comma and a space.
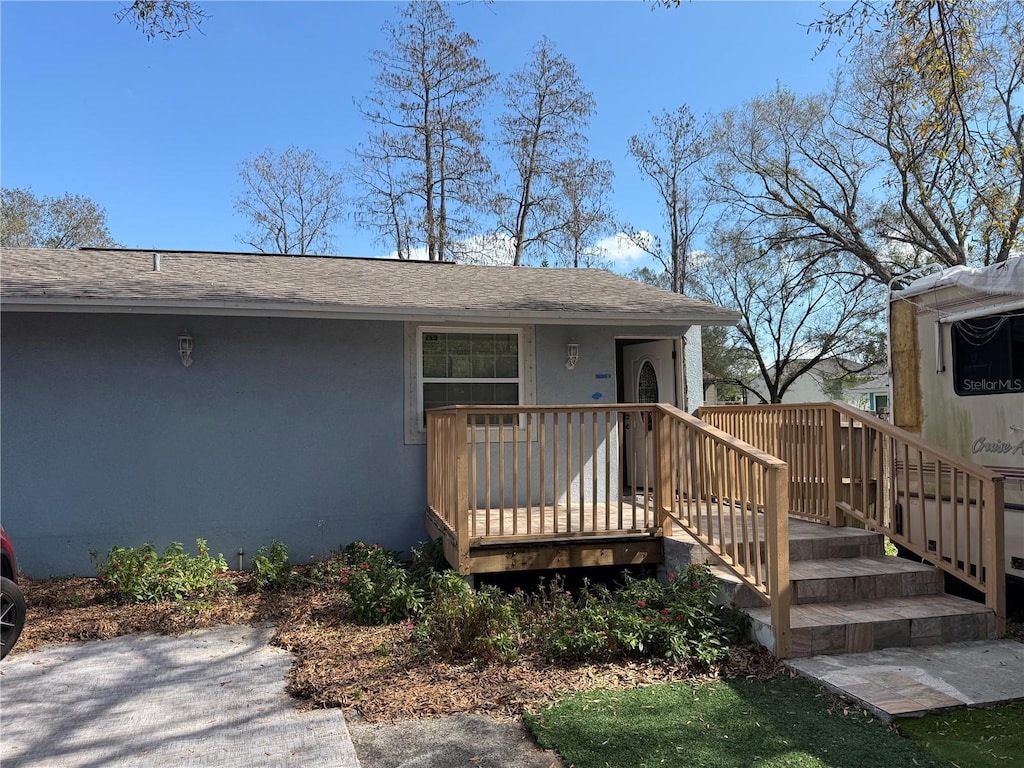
565, 342, 579, 371
177, 329, 194, 368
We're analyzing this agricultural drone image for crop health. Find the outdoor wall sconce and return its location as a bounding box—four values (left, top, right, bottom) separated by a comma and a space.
565, 342, 579, 371
177, 329, 194, 368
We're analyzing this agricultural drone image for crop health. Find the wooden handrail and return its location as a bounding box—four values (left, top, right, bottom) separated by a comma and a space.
655, 404, 791, 656
703, 403, 1004, 482
827, 402, 1004, 480
701, 402, 1006, 634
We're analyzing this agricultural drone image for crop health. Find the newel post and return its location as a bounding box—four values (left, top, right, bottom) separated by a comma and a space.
454, 409, 471, 575
426, 411, 435, 517
824, 407, 844, 527
767, 462, 792, 658
984, 476, 1006, 636
653, 407, 674, 536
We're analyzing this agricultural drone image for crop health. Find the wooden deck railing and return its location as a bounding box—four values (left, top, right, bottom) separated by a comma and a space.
656, 405, 792, 656
426, 403, 793, 656
701, 403, 1006, 633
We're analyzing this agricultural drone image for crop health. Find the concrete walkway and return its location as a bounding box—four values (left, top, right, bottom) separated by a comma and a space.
786, 639, 1024, 722
0, 625, 360, 767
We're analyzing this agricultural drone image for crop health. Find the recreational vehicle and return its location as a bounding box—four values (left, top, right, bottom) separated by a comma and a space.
889, 257, 1023, 586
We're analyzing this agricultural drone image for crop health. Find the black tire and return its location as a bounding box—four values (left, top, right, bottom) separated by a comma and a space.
1, 576, 26, 660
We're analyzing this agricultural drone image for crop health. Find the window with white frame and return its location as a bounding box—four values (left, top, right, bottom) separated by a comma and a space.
418, 328, 523, 426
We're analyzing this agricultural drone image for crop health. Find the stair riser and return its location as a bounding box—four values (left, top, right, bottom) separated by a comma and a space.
697, 520, 998, 659
788, 537, 884, 562
720, 569, 945, 609
792, 571, 944, 605
751, 611, 997, 658
667, 532, 885, 576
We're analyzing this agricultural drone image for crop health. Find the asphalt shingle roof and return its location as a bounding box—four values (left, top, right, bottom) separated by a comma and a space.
0, 248, 739, 325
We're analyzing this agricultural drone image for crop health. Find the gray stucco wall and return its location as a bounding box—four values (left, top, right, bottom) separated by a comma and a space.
1, 312, 425, 576
535, 324, 690, 406
2, 315, 697, 576
683, 325, 703, 413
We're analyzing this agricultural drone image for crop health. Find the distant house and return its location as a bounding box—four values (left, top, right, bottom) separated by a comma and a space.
0, 248, 738, 576
743, 359, 889, 413
702, 374, 745, 406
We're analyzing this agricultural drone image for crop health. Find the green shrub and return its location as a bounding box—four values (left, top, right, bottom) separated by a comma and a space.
530, 577, 617, 662
250, 541, 293, 591
407, 538, 450, 589
91, 539, 232, 603
412, 571, 522, 664
534, 565, 749, 666
412, 565, 747, 667
328, 542, 425, 625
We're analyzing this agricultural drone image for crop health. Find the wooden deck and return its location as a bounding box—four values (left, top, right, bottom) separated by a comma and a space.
467, 497, 659, 541
426, 498, 664, 576
426, 402, 1006, 655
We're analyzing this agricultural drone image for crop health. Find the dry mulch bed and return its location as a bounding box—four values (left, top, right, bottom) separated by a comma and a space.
12, 573, 784, 723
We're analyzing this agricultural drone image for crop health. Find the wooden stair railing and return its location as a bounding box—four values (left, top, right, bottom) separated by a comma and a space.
700, 403, 1006, 635
654, 405, 792, 657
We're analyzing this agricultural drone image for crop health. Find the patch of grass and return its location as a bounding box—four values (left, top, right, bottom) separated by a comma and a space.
897, 702, 1024, 768
525, 676, 947, 768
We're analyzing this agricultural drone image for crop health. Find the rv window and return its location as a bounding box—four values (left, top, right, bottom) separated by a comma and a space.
951, 314, 1024, 396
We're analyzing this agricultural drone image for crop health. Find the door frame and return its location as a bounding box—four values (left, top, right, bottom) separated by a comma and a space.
615, 336, 685, 491
614, 336, 685, 409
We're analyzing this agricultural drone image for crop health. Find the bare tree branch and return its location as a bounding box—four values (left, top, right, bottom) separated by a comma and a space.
626, 106, 711, 293
355, 1, 494, 262
691, 226, 886, 403
115, 1, 209, 40
234, 147, 345, 255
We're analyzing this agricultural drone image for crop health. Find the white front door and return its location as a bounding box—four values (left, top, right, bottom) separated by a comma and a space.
621, 340, 677, 490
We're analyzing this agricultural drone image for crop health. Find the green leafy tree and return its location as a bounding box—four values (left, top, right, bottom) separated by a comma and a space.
627, 265, 670, 291
1, 188, 120, 249
700, 325, 753, 404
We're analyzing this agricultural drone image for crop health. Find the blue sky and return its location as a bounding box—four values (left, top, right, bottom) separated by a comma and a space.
1, 1, 843, 270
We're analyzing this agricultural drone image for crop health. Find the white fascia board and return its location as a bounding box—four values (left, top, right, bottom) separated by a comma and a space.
1, 297, 741, 326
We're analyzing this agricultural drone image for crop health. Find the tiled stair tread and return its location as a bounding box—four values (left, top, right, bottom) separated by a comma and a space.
669, 521, 882, 555
787, 556, 939, 580
747, 594, 992, 629
711, 556, 939, 585
668, 517, 882, 544
787, 519, 882, 541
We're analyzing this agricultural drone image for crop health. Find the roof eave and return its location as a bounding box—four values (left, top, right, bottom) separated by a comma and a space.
0, 296, 741, 326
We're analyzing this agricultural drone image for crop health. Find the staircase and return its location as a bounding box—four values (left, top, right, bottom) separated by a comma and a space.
668, 518, 998, 658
